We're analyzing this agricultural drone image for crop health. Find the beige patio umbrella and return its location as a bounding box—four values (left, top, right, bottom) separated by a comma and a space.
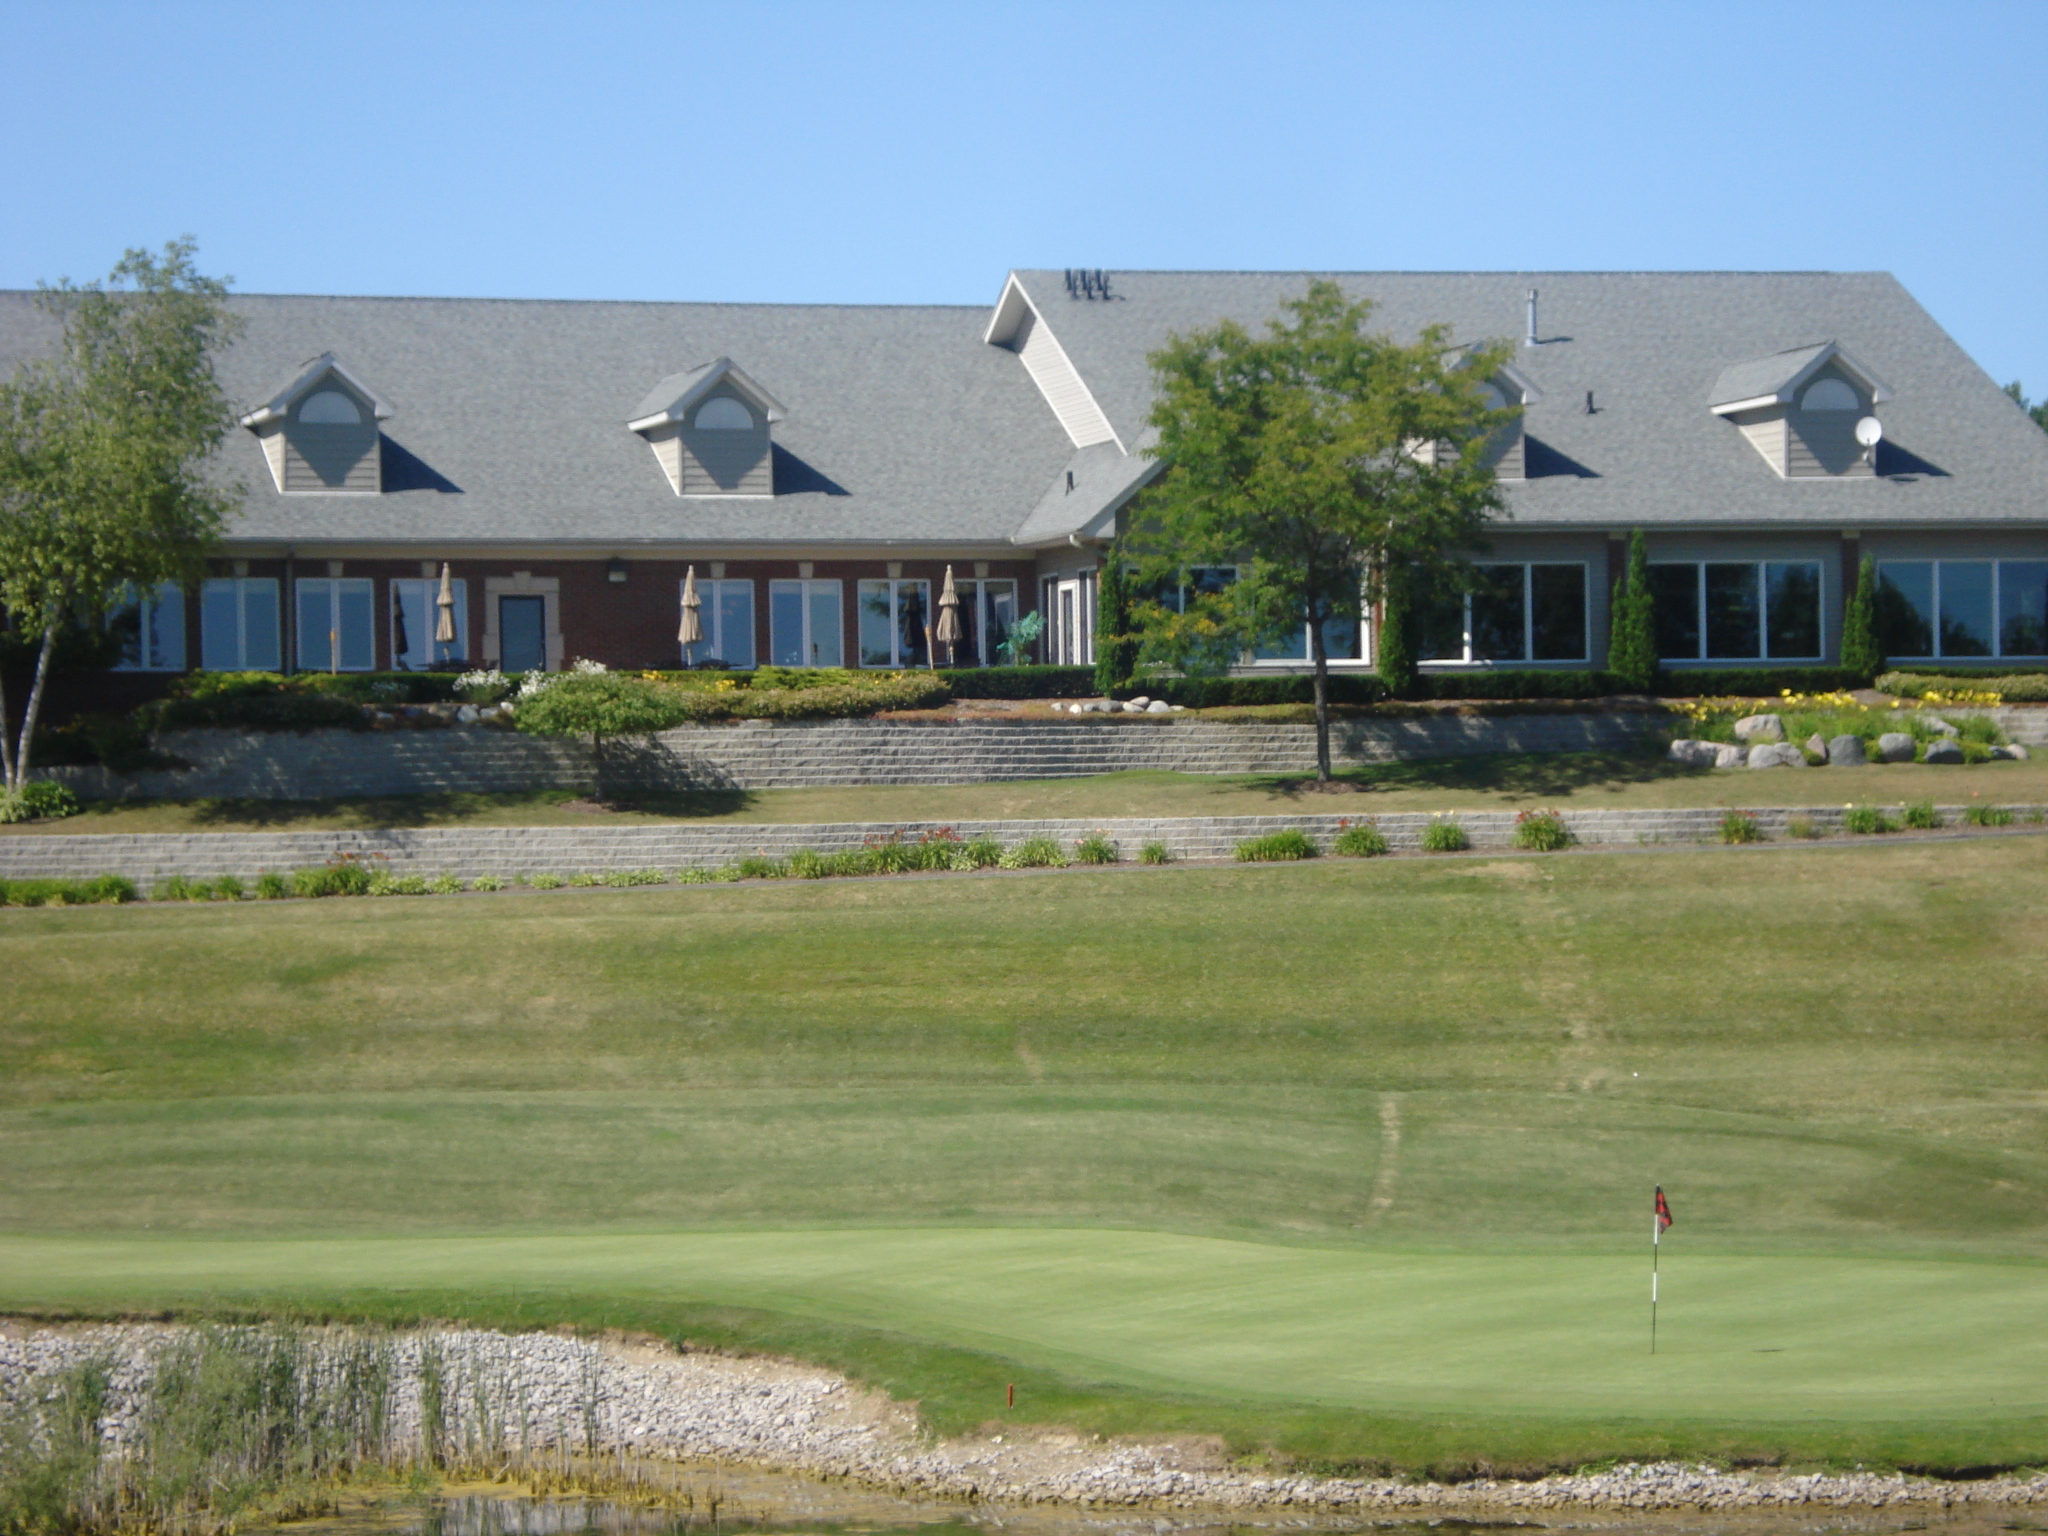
933, 565, 963, 667
434, 562, 457, 647
678, 565, 704, 661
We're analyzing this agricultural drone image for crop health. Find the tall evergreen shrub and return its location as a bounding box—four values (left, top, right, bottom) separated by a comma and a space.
1606, 529, 1657, 692
1839, 553, 1885, 684
1094, 554, 1141, 695
1375, 577, 1417, 699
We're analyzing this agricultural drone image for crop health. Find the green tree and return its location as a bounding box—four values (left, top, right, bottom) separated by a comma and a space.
1092, 547, 1141, 695
1605, 529, 1658, 692
1839, 552, 1885, 683
1133, 281, 1512, 779
0, 239, 241, 792
2004, 381, 2048, 432
1374, 572, 1417, 699
512, 669, 695, 801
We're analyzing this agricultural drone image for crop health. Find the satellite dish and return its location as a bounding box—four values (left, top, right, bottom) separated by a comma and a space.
1855, 416, 1885, 447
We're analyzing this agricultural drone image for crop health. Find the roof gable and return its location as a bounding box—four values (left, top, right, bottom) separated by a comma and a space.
1709, 341, 1894, 415
628, 356, 788, 434
238, 351, 393, 428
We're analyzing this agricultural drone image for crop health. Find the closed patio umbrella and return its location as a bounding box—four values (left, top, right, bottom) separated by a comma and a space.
392, 585, 411, 667
678, 565, 704, 661
934, 565, 963, 667
434, 562, 457, 648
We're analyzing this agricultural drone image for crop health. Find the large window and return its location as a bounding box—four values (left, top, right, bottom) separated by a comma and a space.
1876, 560, 2048, 660
1649, 561, 1822, 662
296, 578, 376, 672
858, 579, 931, 668
768, 579, 842, 668
199, 578, 281, 671
1420, 563, 1588, 664
390, 578, 469, 670
949, 579, 1016, 667
112, 582, 186, 671
684, 578, 755, 668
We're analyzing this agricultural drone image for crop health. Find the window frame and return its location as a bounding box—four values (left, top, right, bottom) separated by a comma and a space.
112, 581, 187, 672
683, 577, 756, 669
857, 577, 934, 669
767, 578, 843, 669
1418, 561, 1590, 667
295, 577, 378, 673
389, 577, 470, 671
952, 578, 1018, 668
1647, 559, 1826, 664
1875, 558, 2048, 661
198, 577, 281, 672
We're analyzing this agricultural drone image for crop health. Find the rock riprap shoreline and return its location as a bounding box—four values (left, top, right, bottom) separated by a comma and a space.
4, 1322, 2043, 1515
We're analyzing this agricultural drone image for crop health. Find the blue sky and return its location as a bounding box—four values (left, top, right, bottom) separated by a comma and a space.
4, 1, 2044, 390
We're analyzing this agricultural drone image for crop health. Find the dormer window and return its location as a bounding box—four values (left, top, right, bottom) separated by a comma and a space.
1711, 342, 1891, 478
628, 357, 784, 497
239, 353, 391, 493
1411, 359, 1540, 480
694, 397, 755, 431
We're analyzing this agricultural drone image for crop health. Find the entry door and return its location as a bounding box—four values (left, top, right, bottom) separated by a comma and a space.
499, 594, 547, 674
1056, 579, 1081, 665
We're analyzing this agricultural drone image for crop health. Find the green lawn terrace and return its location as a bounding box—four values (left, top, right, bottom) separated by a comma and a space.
4, 836, 2048, 1474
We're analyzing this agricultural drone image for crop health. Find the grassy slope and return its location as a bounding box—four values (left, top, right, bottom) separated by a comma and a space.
5, 753, 2046, 835
4, 840, 2047, 1470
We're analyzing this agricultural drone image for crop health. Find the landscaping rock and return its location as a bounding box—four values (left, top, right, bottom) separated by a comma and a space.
1877, 732, 1916, 762
1667, 739, 1720, 767
1827, 734, 1868, 766
1714, 744, 1747, 769
1803, 733, 1827, 758
1129, 696, 1151, 707
1747, 742, 1804, 768
1925, 716, 1960, 736
1734, 714, 1785, 743
1923, 738, 1965, 764
1122, 701, 1145, 712
455, 704, 480, 723
1995, 743, 2031, 760
1146, 700, 1173, 713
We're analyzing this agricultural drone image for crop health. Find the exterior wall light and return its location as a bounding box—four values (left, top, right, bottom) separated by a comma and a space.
607, 558, 628, 583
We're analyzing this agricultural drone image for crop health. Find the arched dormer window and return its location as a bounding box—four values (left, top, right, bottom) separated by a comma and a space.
1477, 382, 1508, 411
694, 397, 755, 430
299, 390, 364, 424
1800, 377, 1860, 412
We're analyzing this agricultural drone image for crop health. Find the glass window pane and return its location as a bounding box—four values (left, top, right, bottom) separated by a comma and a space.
858, 581, 895, 667
1938, 561, 1994, 657
769, 582, 806, 666
337, 581, 374, 670
144, 585, 185, 670
1469, 565, 1527, 662
241, 580, 280, 670
808, 584, 842, 668
1187, 566, 1236, 599
1875, 563, 1933, 657
1530, 565, 1586, 661
983, 583, 1015, 666
1704, 563, 1761, 659
1648, 565, 1700, 660
296, 580, 333, 672
1256, 622, 1309, 661
392, 581, 426, 670
717, 582, 754, 669
1416, 581, 1467, 661
201, 581, 240, 670
1999, 561, 2048, 657
1322, 608, 1361, 661
1765, 562, 1822, 659
897, 581, 930, 667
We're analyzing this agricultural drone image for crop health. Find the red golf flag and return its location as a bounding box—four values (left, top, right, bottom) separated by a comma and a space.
1655, 1186, 1673, 1232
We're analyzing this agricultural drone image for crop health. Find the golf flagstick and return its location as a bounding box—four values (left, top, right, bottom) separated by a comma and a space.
1652, 1186, 1673, 1354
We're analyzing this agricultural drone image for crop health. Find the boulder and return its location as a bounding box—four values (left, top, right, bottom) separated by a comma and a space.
1668, 739, 1721, 767
1734, 713, 1785, 743
1714, 744, 1748, 769
1805, 733, 1828, 758
1122, 701, 1146, 712
1922, 738, 1965, 764
1747, 741, 1803, 768
455, 704, 480, 723
1924, 716, 1960, 737
1827, 734, 1868, 766
1995, 743, 2031, 760
1877, 732, 1917, 763
1146, 699, 1173, 713
1129, 696, 1151, 707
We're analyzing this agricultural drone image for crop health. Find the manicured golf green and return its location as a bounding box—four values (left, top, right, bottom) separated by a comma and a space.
5, 837, 2046, 1468
4, 1229, 2043, 1422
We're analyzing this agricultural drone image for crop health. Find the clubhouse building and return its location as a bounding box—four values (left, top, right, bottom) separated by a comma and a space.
4, 269, 2046, 680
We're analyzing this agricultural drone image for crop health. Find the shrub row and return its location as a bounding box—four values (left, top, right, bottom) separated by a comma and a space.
1876, 670, 2048, 702
666, 673, 952, 721
0, 874, 136, 906
0, 781, 81, 823
938, 665, 1098, 699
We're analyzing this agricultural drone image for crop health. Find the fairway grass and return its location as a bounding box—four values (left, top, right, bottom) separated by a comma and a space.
6, 751, 2046, 835
5, 838, 2047, 1473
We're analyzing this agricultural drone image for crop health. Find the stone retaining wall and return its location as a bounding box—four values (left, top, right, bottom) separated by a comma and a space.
3, 805, 2039, 886
46, 713, 1657, 801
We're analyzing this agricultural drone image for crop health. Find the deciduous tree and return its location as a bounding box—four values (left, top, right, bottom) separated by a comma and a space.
1133, 281, 1511, 778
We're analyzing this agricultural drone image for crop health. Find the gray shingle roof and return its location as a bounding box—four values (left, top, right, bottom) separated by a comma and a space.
0, 292, 1075, 549
1009, 270, 2048, 530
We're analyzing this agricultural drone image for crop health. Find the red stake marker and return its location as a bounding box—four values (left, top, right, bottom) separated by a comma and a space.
1007, 1383, 1014, 1407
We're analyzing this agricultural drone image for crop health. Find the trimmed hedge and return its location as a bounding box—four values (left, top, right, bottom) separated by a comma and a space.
937, 666, 1097, 699
144, 670, 460, 731
0, 874, 136, 907
1655, 667, 1866, 697
1144, 674, 1392, 708
1879, 670, 2048, 702
664, 673, 952, 721
1423, 670, 1621, 701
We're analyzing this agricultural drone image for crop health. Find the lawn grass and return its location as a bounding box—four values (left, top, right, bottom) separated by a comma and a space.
4, 839, 2046, 1472
7, 751, 2046, 835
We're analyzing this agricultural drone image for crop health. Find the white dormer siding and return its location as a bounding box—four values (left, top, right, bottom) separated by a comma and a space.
629, 358, 784, 498
984, 276, 1120, 450
1711, 342, 1891, 480
240, 355, 390, 494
